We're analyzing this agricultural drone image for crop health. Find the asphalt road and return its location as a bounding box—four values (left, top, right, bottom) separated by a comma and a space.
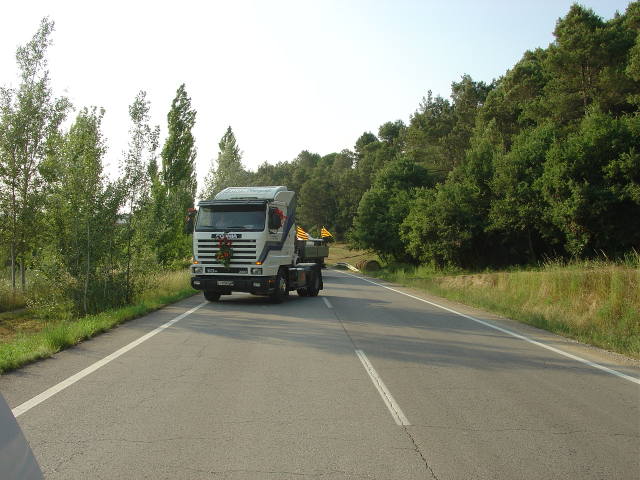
1, 269, 638, 479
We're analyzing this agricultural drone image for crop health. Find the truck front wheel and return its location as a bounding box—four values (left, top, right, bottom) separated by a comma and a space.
270, 270, 288, 303
204, 291, 221, 302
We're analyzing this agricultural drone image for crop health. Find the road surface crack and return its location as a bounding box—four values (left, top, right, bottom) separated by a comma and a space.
329, 305, 440, 479
176, 465, 375, 478
402, 425, 440, 480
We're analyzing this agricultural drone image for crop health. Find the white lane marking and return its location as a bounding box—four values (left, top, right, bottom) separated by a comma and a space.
338, 271, 640, 386
322, 297, 333, 309
12, 301, 208, 418
356, 349, 410, 426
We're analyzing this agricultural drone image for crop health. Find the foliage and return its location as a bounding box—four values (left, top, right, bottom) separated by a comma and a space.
155, 84, 198, 265
350, 156, 431, 261
398, 3, 640, 268
540, 109, 640, 256
0, 18, 70, 290
0, 270, 195, 373
487, 122, 557, 263
44, 107, 124, 315
119, 91, 160, 302
201, 126, 249, 199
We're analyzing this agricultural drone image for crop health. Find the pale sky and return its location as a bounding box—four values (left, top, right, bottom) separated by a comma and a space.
1, 0, 632, 183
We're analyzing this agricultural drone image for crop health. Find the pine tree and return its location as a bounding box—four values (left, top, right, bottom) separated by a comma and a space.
201, 126, 248, 198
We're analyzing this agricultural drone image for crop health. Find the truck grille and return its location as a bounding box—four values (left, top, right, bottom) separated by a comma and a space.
196, 239, 257, 265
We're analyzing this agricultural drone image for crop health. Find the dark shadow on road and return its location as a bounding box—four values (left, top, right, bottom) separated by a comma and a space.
176, 273, 632, 383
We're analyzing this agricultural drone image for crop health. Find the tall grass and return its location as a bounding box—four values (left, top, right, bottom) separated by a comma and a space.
0, 268, 28, 312
374, 256, 640, 359
0, 283, 26, 312
0, 269, 196, 373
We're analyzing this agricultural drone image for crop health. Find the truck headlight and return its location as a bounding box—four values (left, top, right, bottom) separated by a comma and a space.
251, 267, 263, 274
193, 266, 203, 274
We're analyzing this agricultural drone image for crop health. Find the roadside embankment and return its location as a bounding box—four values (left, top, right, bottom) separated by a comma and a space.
370, 260, 640, 359
0, 270, 196, 373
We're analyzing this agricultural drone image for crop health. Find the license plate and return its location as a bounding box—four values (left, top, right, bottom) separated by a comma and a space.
214, 233, 239, 239
217, 280, 233, 286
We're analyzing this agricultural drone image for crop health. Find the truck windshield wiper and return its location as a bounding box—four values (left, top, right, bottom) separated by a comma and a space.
225, 226, 248, 230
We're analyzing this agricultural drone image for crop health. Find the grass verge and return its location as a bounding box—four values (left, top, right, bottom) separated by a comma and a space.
326, 242, 379, 267
0, 270, 197, 374
369, 260, 640, 359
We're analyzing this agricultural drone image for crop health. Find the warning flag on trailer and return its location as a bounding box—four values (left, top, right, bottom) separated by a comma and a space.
296, 225, 309, 240
320, 226, 333, 238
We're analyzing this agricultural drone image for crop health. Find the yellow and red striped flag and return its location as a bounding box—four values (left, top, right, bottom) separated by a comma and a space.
296, 225, 309, 240
320, 226, 333, 238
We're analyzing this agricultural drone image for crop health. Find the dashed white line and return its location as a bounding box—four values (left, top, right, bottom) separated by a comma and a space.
356, 349, 410, 426
322, 297, 333, 309
337, 271, 640, 386
12, 301, 208, 418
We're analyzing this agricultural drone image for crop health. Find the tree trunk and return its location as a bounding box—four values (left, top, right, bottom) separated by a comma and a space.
126, 220, 132, 304
10, 242, 16, 291
83, 221, 90, 315
20, 258, 25, 291
527, 229, 537, 264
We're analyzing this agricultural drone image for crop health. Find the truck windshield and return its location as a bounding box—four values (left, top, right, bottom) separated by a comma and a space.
196, 204, 266, 231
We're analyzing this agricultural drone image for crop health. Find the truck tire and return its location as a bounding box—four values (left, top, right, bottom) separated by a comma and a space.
307, 271, 321, 297
204, 291, 221, 302
270, 270, 288, 303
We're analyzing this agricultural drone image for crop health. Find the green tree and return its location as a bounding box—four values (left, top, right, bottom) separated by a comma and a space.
0, 17, 70, 290
353, 132, 397, 193
446, 75, 494, 168
161, 83, 197, 200
354, 132, 378, 155
350, 156, 431, 261
487, 123, 557, 263
156, 84, 198, 265
401, 123, 498, 267
378, 120, 406, 148
405, 91, 454, 176
624, 2, 640, 105
544, 4, 637, 123
251, 160, 295, 188
201, 126, 248, 198
297, 150, 357, 236
479, 48, 548, 148
45, 107, 124, 314
540, 109, 640, 256
119, 91, 160, 301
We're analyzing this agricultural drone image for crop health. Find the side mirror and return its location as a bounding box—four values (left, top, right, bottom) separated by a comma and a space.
184, 208, 196, 235
268, 209, 282, 230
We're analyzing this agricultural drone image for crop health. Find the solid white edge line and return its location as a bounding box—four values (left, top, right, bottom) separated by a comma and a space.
12, 301, 208, 418
337, 271, 640, 386
322, 297, 333, 309
356, 349, 410, 426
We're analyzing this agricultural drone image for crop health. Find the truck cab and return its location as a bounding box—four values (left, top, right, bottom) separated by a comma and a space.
187, 186, 324, 302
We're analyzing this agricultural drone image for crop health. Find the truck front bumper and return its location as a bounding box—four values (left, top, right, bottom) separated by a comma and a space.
191, 275, 277, 295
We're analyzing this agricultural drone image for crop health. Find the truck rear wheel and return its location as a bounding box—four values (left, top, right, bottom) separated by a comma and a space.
307, 272, 321, 297
204, 291, 221, 302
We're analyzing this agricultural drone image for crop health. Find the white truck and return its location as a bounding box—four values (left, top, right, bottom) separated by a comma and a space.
186, 186, 326, 302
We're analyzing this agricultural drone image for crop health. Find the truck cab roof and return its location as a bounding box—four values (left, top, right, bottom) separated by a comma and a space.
212, 186, 289, 201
